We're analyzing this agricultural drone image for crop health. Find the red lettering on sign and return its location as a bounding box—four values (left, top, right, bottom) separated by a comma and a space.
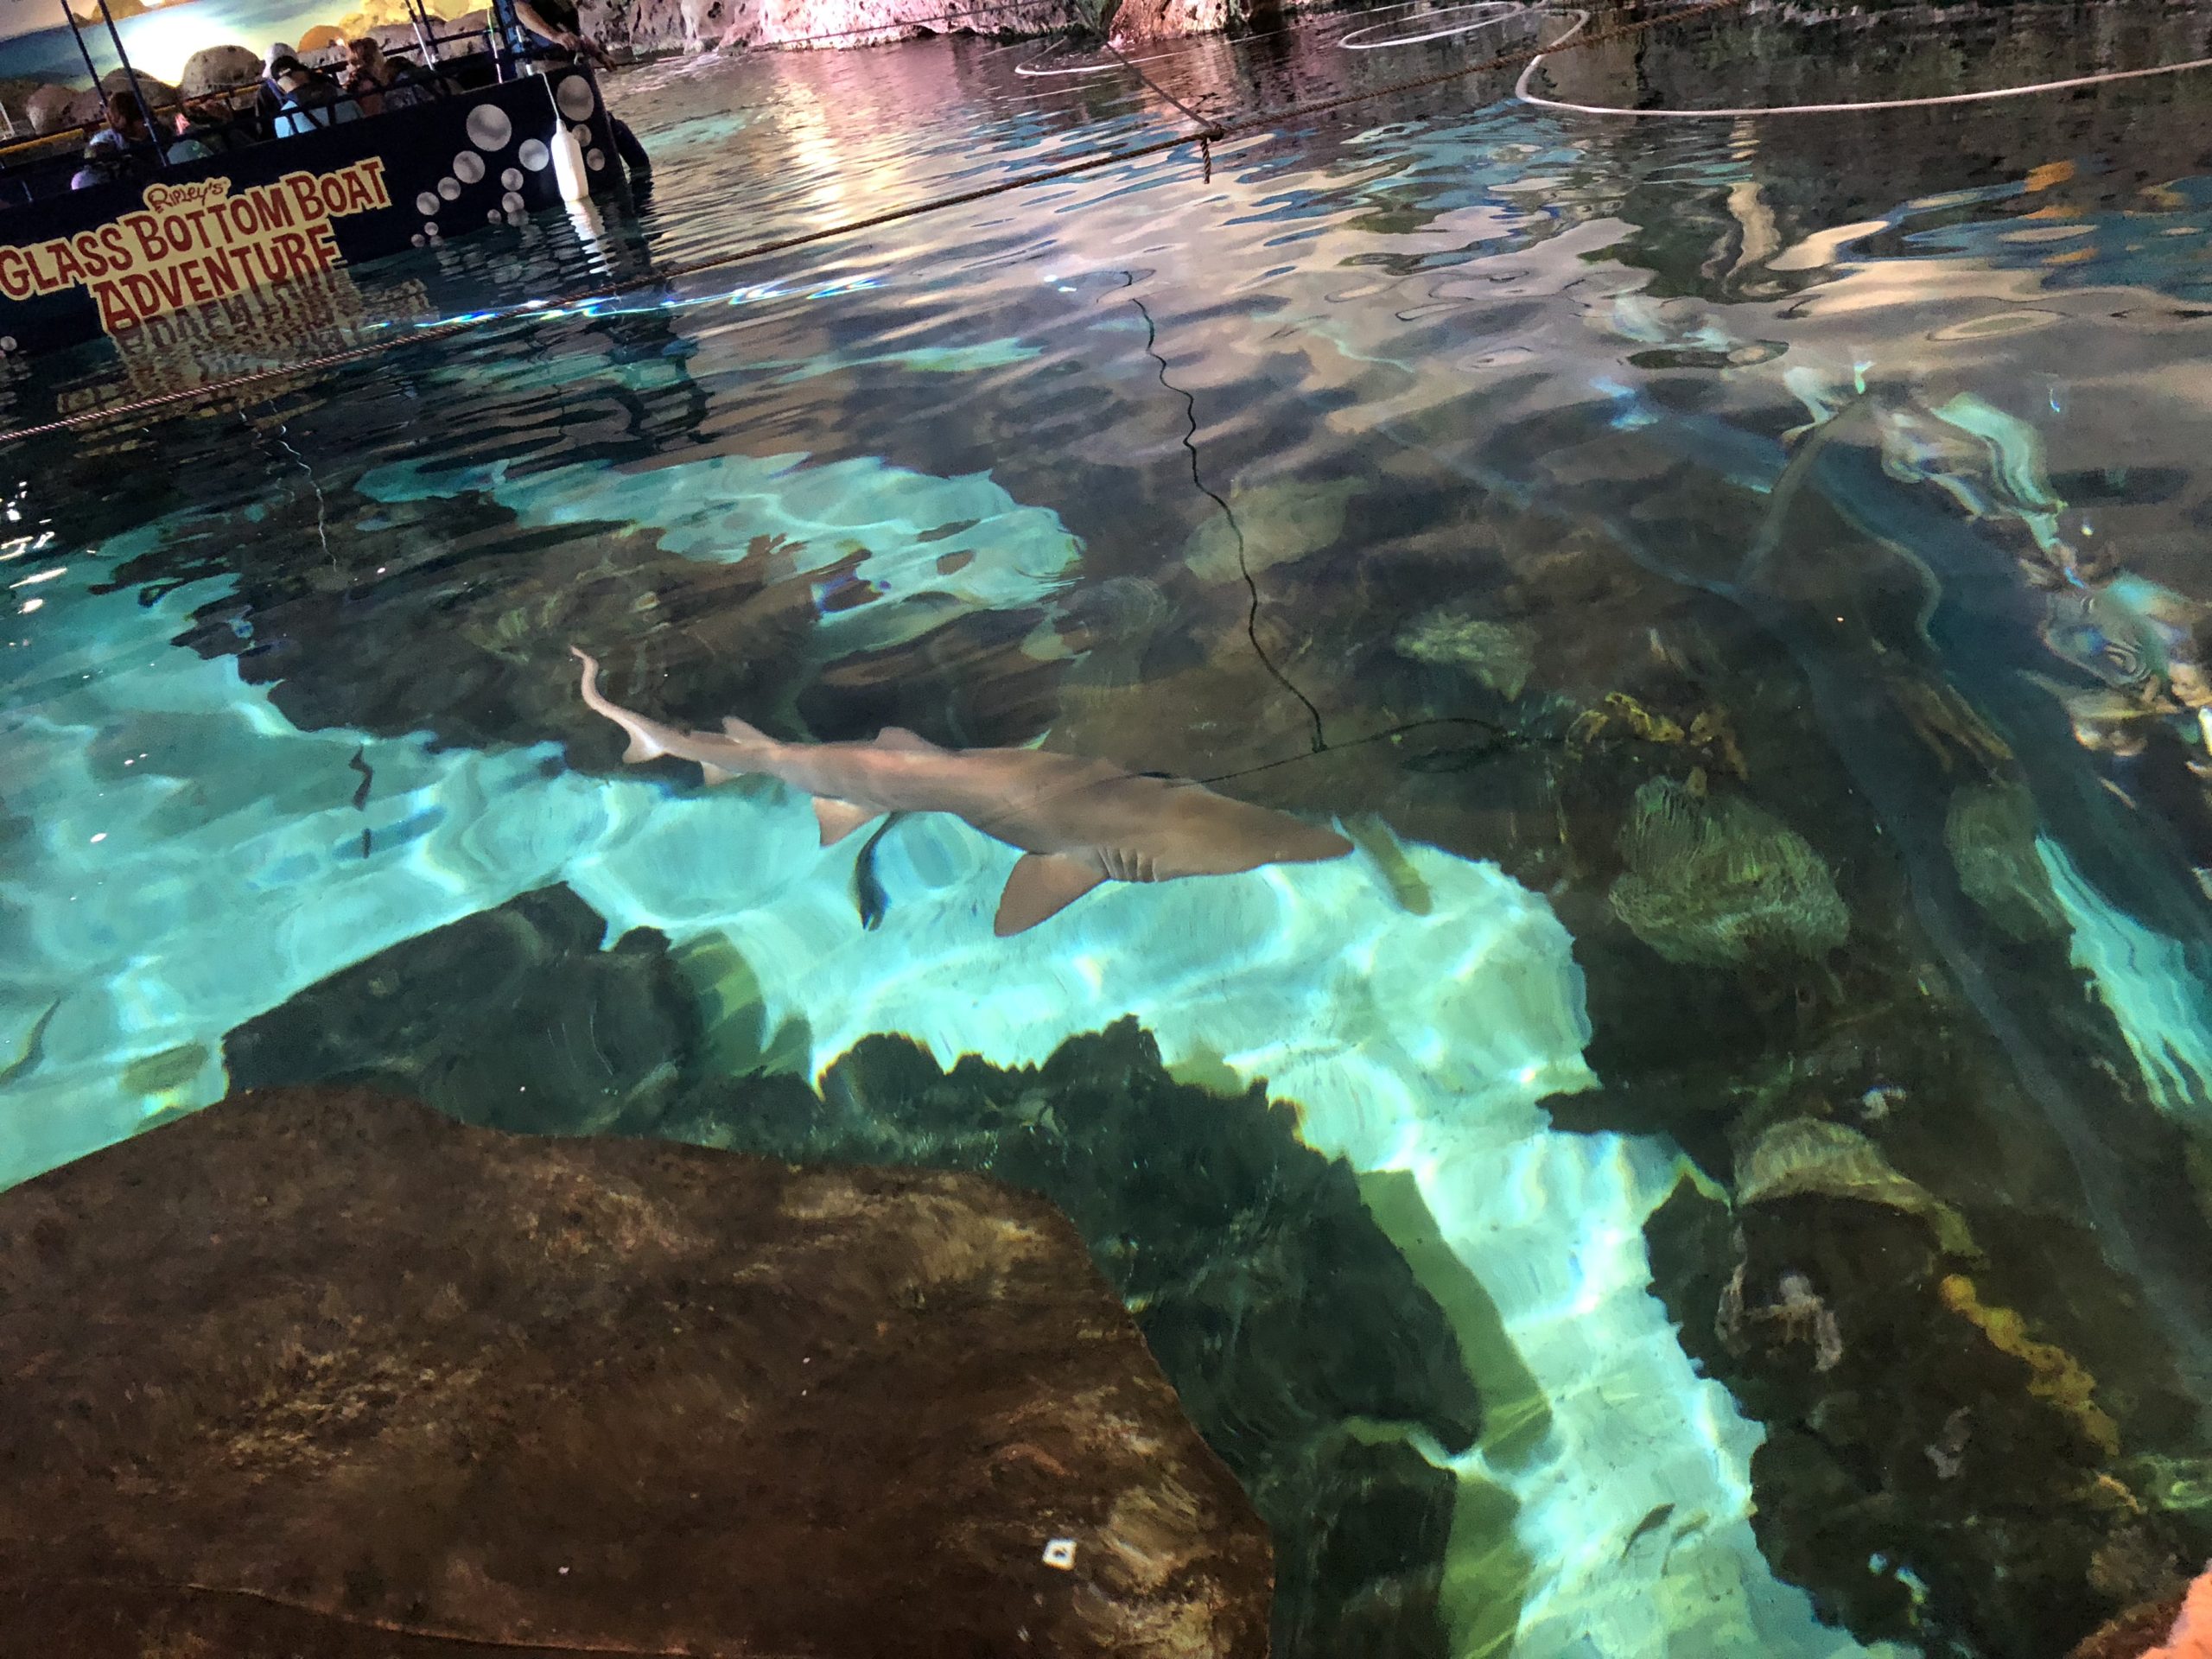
340, 167, 378, 214
124, 213, 164, 265
271, 230, 315, 280
69, 231, 108, 280
200, 251, 240, 302
251, 184, 292, 232
0, 249, 31, 302
284, 172, 328, 224
145, 263, 185, 314
120, 271, 162, 326
90, 277, 135, 332
47, 238, 85, 288
99, 224, 130, 273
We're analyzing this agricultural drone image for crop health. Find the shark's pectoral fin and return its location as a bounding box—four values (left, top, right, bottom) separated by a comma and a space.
620, 733, 665, 765
874, 726, 944, 753
995, 853, 1106, 936
698, 763, 735, 786
813, 797, 882, 846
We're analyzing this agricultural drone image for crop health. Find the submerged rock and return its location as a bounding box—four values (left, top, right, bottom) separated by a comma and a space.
1610, 775, 1847, 966
0, 1086, 1271, 1657
682, 1018, 1485, 1659
227, 906, 1483, 1658
1393, 607, 1537, 701
226, 887, 699, 1138
1646, 1174, 2201, 1657
1947, 779, 2069, 942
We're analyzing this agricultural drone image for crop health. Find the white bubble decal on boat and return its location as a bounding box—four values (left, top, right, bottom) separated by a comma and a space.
555, 74, 597, 122
454, 152, 486, 184
518, 138, 550, 170
463, 104, 512, 149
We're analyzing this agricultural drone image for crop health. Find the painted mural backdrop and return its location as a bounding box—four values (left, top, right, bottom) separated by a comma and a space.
0, 0, 482, 88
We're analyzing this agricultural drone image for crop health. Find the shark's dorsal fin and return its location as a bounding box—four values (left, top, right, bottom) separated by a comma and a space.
995, 853, 1105, 936
722, 714, 770, 745
874, 726, 944, 753
813, 797, 882, 846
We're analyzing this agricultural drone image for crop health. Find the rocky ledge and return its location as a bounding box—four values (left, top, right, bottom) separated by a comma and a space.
0, 1085, 1271, 1657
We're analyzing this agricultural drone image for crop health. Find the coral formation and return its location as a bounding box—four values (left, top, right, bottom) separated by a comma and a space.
1609, 776, 1847, 966
1737, 1116, 1975, 1258
1939, 1274, 2120, 1458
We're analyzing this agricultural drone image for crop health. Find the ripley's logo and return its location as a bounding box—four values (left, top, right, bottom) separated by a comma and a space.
0, 160, 392, 335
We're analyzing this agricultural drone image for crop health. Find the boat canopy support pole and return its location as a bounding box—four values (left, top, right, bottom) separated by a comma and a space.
61, 1, 104, 105
89, 0, 171, 168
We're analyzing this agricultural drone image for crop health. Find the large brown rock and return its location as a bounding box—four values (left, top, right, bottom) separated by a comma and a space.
0, 1086, 1271, 1657
23, 82, 100, 135
179, 44, 266, 98
98, 66, 179, 107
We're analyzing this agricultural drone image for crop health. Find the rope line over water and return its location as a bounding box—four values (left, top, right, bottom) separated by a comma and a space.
0, 0, 1751, 447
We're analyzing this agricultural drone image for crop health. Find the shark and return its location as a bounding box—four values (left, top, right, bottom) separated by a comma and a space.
571, 648, 1353, 935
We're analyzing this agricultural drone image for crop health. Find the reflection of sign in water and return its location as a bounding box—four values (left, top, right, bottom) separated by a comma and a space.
56, 269, 438, 414
0, 162, 392, 336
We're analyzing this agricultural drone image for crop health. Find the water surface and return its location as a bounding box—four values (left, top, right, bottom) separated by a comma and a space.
10, 6, 2212, 1656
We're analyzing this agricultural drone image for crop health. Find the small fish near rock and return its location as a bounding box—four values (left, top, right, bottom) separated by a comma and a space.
572, 647, 1352, 934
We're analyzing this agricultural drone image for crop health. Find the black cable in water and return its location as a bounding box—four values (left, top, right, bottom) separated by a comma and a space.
1127, 284, 1328, 753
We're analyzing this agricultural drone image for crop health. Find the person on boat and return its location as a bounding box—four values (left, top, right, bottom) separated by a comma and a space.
69, 140, 139, 190
71, 92, 156, 188
343, 37, 437, 117
99, 90, 152, 148
268, 55, 364, 137
255, 42, 294, 131
496, 0, 651, 175
168, 95, 252, 161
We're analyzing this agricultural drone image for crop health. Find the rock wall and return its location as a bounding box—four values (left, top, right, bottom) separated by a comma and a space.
590, 0, 1268, 63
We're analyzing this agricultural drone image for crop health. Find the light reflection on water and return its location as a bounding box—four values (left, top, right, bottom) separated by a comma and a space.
10, 5, 2212, 1656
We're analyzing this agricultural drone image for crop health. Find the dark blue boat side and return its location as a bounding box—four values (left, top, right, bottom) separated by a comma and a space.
0, 67, 622, 359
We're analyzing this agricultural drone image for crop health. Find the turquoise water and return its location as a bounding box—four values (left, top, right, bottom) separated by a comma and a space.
10, 4, 2212, 1654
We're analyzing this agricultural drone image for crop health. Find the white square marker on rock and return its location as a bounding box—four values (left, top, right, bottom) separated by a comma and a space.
1040, 1538, 1077, 1570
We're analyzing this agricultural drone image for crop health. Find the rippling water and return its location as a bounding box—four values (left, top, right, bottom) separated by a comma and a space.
10, 4, 2212, 1655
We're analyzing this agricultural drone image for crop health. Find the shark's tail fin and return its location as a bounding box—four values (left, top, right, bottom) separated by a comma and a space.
571, 645, 669, 765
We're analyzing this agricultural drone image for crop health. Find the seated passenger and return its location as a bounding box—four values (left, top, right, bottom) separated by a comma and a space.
170, 97, 251, 161
255, 42, 292, 130
267, 55, 363, 136
72, 92, 156, 187
342, 37, 435, 116
70, 139, 141, 191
